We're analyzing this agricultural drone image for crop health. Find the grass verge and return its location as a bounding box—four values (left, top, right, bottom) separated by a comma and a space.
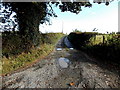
1, 33, 64, 75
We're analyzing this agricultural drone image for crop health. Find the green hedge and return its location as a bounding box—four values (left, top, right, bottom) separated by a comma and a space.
68, 32, 97, 49
1, 32, 64, 75
68, 32, 120, 64
2, 32, 64, 57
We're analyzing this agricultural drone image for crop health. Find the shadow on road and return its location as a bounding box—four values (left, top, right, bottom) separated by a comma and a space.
60, 36, 120, 78
66, 49, 120, 78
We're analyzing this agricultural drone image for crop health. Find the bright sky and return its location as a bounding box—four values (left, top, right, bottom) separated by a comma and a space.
40, 1, 118, 34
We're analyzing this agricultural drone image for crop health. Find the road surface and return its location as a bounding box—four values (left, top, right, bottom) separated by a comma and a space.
2, 36, 120, 89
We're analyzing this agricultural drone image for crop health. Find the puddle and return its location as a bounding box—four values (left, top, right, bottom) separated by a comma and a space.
64, 37, 73, 48
56, 48, 62, 51
58, 58, 70, 68
69, 48, 74, 50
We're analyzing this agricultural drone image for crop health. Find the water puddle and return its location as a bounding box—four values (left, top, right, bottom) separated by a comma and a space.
56, 48, 62, 51
58, 58, 70, 68
69, 48, 74, 50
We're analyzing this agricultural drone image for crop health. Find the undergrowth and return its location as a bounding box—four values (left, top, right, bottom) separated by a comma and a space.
1, 32, 64, 75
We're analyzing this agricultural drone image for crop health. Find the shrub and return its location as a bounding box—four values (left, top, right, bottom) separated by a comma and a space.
68, 32, 120, 64
2, 32, 64, 75
68, 32, 97, 49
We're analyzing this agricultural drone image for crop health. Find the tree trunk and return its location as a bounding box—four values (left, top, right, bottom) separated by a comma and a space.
16, 3, 46, 51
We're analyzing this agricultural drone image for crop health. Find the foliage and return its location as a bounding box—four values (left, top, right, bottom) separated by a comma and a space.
84, 35, 120, 64
2, 31, 23, 57
1, 0, 113, 30
2, 31, 64, 57
67, 32, 98, 49
72, 29, 82, 32
68, 32, 120, 64
1, 1, 112, 50
2, 44, 53, 74
1, 32, 64, 75
1, 2, 57, 49
1, 0, 115, 74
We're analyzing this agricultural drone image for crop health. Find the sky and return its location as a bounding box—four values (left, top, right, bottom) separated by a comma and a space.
39, 0, 119, 34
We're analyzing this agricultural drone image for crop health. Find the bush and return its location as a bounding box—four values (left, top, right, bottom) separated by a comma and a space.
2, 32, 64, 75
67, 32, 97, 49
68, 32, 120, 64
2, 32, 64, 57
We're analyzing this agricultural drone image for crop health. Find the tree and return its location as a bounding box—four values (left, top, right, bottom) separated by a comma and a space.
1, 2, 56, 51
1, 0, 113, 51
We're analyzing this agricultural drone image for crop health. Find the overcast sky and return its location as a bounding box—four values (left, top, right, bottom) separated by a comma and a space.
40, 1, 118, 34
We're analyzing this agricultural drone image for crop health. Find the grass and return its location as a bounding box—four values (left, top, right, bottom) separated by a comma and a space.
2, 44, 53, 74
1, 32, 64, 75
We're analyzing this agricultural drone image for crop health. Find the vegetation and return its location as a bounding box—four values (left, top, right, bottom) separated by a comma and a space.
68, 32, 98, 49
1, 0, 115, 75
1, 32, 64, 75
68, 32, 120, 64
1, 1, 111, 50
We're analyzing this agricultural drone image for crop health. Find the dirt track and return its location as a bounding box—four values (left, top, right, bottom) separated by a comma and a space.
2, 37, 120, 89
